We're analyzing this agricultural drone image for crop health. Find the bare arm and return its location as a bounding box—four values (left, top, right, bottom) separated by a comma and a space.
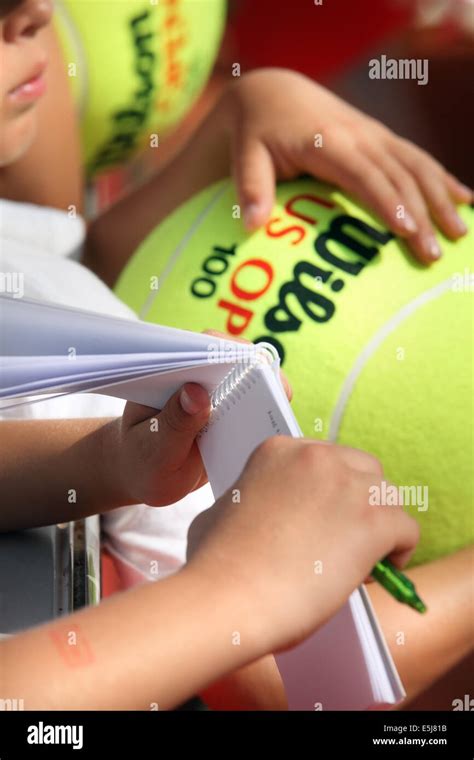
0, 566, 257, 710
1, 437, 420, 710
367, 545, 474, 703
0, 384, 211, 531
200, 655, 287, 711
0, 418, 126, 530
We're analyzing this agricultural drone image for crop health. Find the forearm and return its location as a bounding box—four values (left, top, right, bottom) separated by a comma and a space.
367, 545, 474, 702
85, 92, 233, 288
0, 418, 129, 531
200, 655, 288, 710
0, 566, 259, 710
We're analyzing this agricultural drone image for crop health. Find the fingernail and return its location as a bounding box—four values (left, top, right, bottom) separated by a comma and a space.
458, 183, 472, 197
180, 386, 204, 415
399, 213, 417, 234
243, 203, 261, 229
451, 214, 468, 235
425, 236, 442, 260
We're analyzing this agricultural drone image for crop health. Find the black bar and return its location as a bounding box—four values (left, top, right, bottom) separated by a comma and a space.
0, 710, 472, 757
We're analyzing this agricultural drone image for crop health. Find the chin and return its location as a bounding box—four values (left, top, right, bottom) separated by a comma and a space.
0, 109, 38, 167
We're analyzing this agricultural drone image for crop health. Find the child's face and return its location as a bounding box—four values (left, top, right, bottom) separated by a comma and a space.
0, 0, 52, 167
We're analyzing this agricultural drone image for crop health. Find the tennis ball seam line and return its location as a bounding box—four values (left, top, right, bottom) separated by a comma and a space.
139, 181, 231, 320
328, 276, 456, 442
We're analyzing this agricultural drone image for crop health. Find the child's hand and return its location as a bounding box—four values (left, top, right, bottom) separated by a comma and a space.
115, 383, 211, 507
114, 331, 291, 508
187, 437, 420, 655
224, 68, 472, 264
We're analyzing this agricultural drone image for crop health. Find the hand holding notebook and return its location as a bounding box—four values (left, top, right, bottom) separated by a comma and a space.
0, 294, 409, 709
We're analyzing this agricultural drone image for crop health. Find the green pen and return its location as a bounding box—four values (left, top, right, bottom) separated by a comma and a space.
372, 558, 427, 613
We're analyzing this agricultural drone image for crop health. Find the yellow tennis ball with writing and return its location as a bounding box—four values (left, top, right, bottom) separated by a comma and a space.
55, 0, 226, 176
115, 178, 474, 567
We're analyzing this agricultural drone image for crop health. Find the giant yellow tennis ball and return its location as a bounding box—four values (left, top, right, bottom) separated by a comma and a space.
115, 178, 473, 567
55, 0, 226, 176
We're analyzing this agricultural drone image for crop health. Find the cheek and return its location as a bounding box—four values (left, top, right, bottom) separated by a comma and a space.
0, 106, 38, 166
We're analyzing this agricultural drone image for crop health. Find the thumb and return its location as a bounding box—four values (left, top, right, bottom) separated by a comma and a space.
232, 136, 276, 230
157, 383, 211, 469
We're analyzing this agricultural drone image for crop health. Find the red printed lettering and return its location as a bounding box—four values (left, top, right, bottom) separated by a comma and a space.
265, 217, 305, 245
218, 299, 254, 335
230, 259, 274, 300
285, 193, 336, 224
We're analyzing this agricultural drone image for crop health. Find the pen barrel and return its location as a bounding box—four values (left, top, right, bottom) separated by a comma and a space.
372, 561, 416, 605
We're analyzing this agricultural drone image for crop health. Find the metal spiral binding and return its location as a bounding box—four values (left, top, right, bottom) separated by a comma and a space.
210, 362, 256, 415
205, 342, 279, 428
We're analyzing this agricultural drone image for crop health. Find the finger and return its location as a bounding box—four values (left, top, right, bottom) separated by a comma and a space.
390, 140, 471, 240
122, 401, 162, 429
152, 383, 210, 471
232, 135, 276, 230
388, 547, 417, 571
395, 139, 472, 205
172, 441, 208, 498
204, 329, 249, 343
153, 440, 208, 508
336, 445, 384, 476
300, 440, 384, 476
280, 372, 293, 401
378, 507, 420, 569
414, 174, 468, 242
444, 173, 472, 205
364, 145, 443, 264
313, 148, 419, 240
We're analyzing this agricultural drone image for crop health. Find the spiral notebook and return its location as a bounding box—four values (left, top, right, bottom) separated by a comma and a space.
198, 360, 404, 710
0, 295, 404, 710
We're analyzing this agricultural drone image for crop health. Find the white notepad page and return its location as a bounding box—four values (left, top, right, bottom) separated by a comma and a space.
198, 357, 404, 710
0, 296, 259, 410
